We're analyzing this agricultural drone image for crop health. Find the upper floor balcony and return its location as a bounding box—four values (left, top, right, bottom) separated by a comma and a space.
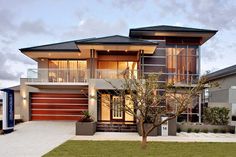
26, 68, 138, 84
26, 68, 198, 85
27, 69, 89, 84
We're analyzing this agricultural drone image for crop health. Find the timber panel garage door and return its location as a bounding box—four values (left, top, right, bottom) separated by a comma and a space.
30, 93, 88, 120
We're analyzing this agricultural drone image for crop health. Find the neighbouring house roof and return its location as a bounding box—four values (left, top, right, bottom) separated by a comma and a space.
129, 25, 218, 45
1, 85, 20, 91
206, 65, 236, 81
20, 38, 96, 52
75, 35, 157, 45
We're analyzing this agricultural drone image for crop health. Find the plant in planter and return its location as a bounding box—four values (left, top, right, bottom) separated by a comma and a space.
75, 111, 96, 135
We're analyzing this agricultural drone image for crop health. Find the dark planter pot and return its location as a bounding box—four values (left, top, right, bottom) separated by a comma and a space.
76, 121, 97, 135
137, 123, 160, 136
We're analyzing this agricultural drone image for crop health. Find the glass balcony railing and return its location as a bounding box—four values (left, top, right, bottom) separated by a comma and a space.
26, 68, 199, 85
95, 69, 138, 79
27, 69, 89, 83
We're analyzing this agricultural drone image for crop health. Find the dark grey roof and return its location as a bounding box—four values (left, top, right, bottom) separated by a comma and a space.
130, 25, 217, 33
206, 65, 236, 81
76, 35, 157, 45
20, 38, 96, 52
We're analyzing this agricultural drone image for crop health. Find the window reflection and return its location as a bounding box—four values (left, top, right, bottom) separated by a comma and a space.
48, 60, 87, 82
97, 61, 137, 79
167, 45, 199, 84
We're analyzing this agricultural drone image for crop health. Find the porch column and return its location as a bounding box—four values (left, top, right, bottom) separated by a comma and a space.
140, 49, 144, 79
198, 93, 202, 123
90, 49, 95, 78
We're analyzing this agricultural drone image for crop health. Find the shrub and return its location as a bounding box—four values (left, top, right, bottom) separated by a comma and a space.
220, 129, 226, 133
213, 128, 218, 133
177, 128, 181, 133
203, 107, 230, 125
202, 129, 208, 133
229, 129, 235, 134
187, 128, 192, 133
194, 129, 200, 133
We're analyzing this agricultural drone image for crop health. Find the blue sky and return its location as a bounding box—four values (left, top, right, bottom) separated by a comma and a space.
0, 0, 235, 88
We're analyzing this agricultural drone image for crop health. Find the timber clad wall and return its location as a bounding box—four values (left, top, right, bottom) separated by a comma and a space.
30, 93, 88, 120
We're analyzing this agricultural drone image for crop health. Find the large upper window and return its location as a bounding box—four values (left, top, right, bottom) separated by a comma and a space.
167, 45, 199, 84
97, 61, 137, 79
48, 60, 87, 82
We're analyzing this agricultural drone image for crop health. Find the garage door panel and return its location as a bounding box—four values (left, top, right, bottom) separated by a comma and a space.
31, 115, 83, 121
30, 92, 88, 121
32, 93, 87, 98
31, 110, 85, 115
31, 104, 88, 109
31, 98, 88, 104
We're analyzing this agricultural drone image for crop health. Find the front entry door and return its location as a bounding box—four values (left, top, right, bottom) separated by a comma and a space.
112, 96, 124, 121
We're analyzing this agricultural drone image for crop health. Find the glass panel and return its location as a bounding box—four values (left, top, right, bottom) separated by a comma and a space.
101, 94, 110, 121
125, 95, 134, 121
68, 60, 77, 82
77, 61, 87, 82
98, 61, 117, 69
112, 96, 123, 119
167, 48, 176, 73
128, 62, 137, 79
57, 60, 68, 82
49, 60, 58, 82
98, 61, 137, 79
188, 47, 197, 56
48, 60, 87, 82
188, 56, 197, 74
177, 47, 187, 83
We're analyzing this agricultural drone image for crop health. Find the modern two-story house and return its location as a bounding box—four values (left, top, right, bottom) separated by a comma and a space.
18, 25, 217, 131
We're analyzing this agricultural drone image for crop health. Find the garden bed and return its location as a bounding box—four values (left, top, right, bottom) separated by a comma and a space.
177, 123, 235, 133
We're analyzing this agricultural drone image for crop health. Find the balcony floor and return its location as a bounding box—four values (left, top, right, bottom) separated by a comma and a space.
25, 82, 88, 89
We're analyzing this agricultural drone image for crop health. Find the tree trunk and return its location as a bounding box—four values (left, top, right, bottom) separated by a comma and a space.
141, 135, 147, 149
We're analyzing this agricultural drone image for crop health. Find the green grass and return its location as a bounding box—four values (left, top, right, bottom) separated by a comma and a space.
43, 140, 236, 157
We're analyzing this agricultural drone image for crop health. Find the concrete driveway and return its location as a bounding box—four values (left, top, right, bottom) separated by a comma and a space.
0, 121, 75, 157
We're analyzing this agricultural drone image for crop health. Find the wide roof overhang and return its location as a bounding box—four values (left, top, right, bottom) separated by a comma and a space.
76, 44, 157, 54
75, 35, 157, 54
129, 30, 217, 45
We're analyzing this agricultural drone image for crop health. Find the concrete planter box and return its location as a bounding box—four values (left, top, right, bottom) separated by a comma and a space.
137, 118, 177, 136
178, 123, 235, 133
76, 121, 97, 135
137, 123, 160, 136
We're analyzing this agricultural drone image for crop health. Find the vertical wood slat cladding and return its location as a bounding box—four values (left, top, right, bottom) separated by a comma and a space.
30, 93, 88, 121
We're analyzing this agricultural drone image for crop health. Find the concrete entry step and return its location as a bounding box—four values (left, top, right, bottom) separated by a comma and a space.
96, 122, 137, 132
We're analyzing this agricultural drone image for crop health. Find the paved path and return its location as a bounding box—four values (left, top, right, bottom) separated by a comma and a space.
72, 132, 236, 142
0, 121, 75, 157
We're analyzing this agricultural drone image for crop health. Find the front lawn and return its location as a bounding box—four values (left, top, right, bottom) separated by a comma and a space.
43, 140, 236, 157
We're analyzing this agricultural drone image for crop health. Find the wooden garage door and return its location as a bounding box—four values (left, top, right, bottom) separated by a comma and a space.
30, 93, 88, 120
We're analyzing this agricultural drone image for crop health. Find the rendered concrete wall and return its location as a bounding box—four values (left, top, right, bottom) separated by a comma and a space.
20, 78, 40, 121
208, 75, 236, 125
14, 91, 21, 118
208, 89, 229, 103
